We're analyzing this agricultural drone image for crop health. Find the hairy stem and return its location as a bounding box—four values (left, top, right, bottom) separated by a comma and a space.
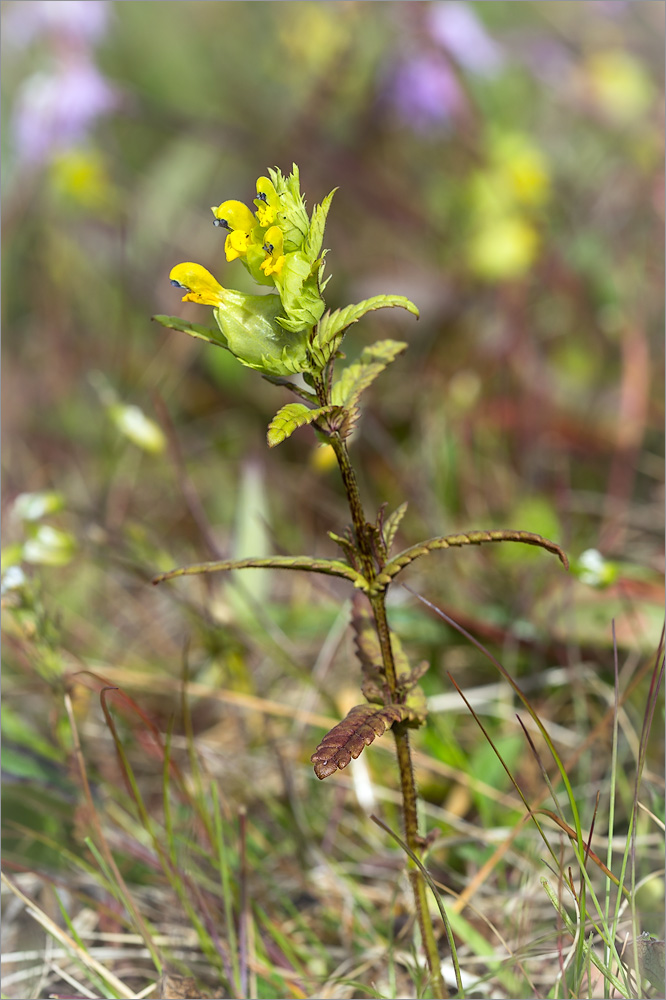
318, 393, 446, 996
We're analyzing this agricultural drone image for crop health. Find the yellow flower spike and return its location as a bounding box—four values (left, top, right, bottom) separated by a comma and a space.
260, 226, 286, 277
169, 263, 226, 307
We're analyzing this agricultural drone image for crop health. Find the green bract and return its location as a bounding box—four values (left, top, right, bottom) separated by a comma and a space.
157, 164, 419, 380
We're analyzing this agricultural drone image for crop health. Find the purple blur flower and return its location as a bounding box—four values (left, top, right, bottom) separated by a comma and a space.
3, 0, 111, 48
389, 53, 464, 131
427, 2, 503, 77
591, 1, 631, 16
12, 57, 119, 164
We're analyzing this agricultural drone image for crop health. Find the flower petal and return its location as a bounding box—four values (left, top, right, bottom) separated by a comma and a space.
170, 263, 225, 307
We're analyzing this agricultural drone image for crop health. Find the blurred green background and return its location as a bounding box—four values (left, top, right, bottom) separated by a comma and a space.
3, 0, 663, 649
1, 3, 664, 991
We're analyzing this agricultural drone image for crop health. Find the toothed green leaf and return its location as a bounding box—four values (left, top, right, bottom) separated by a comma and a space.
383, 502, 409, 553
310, 295, 419, 368
360, 339, 409, 365
267, 402, 333, 447
331, 362, 384, 408
331, 341, 409, 409
306, 188, 337, 263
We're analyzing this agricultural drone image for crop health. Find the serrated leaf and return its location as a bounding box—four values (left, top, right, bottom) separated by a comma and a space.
404, 684, 428, 725
267, 402, 333, 447
383, 502, 408, 553
403, 659, 430, 689
372, 529, 569, 592
152, 314, 230, 350
306, 188, 336, 263
274, 253, 326, 333
310, 295, 419, 368
154, 553, 369, 590
351, 592, 411, 684
331, 342, 408, 410
360, 339, 408, 365
331, 361, 384, 408
268, 164, 309, 251
311, 703, 407, 779
351, 592, 384, 673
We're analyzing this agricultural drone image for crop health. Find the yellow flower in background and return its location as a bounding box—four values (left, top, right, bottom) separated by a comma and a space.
467, 216, 539, 282
49, 148, 113, 212
311, 443, 338, 473
469, 133, 551, 218
260, 226, 286, 277
465, 132, 550, 282
490, 133, 551, 207
585, 50, 653, 121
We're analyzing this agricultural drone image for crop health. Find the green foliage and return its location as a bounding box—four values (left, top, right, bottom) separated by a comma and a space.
3, 5, 663, 997
382, 502, 408, 555
267, 402, 333, 447
152, 313, 230, 350
310, 295, 419, 369
331, 340, 407, 409
305, 188, 337, 263
273, 251, 326, 334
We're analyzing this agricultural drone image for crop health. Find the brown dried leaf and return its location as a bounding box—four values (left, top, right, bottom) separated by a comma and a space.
154, 972, 202, 999
311, 704, 407, 779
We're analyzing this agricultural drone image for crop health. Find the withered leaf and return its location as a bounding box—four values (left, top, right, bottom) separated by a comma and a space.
154, 972, 202, 999
351, 592, 383, 674
311, 703, 407, 779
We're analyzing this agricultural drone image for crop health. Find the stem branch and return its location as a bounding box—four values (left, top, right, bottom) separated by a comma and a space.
317, 376, 446, 997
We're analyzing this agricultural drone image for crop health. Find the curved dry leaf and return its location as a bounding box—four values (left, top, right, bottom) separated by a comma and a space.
373, 529, 569, 590
311, 703, 406, 779
154, 553, 369, 590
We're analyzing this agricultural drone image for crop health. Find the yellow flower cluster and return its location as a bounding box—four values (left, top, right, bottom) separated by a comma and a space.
211, 173, 288, 284
165, 165, 336, 375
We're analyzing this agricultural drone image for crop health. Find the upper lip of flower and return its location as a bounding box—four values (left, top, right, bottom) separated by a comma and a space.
169, 263, 226, 307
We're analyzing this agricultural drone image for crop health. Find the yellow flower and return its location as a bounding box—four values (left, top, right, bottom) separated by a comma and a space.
254, 176, 280, 228
210, 199, 259, 262
211, 199, 255, 232
260, 226, 286, 277
467, 216, 539, 282
169, 263, 226, 307
226, 229, 252, 261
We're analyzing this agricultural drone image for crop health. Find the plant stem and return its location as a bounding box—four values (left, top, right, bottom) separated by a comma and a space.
322, 421, 447, 997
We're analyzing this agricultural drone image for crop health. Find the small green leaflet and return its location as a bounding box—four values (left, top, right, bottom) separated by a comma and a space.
383, 501, 408, 553
310, 295, 418, 368
305, 188, 337, 263
331, 340, 408, 408
267, 402, 333, 447
152, 314, 229, 350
